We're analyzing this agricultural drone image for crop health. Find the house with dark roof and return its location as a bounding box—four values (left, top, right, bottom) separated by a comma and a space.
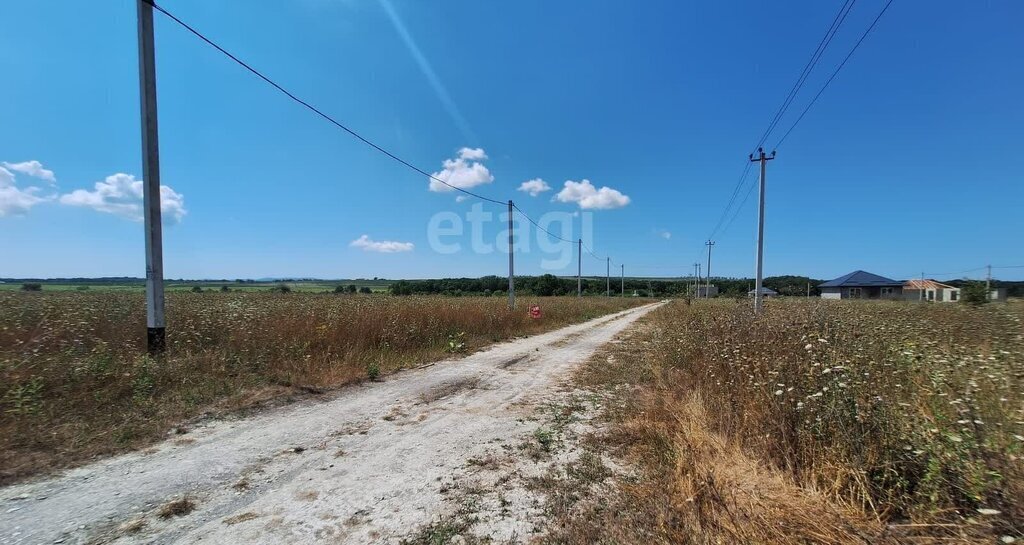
748, 286, 778, 298
818, 270, 904, 300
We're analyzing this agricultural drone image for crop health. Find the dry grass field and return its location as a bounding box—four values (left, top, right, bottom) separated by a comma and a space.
553, 299, 1023, 544
0, 291, 642, 484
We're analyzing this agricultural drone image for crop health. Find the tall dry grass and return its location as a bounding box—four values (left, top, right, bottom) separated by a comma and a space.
0, 291, 641, 484
560, 299, 1023, 544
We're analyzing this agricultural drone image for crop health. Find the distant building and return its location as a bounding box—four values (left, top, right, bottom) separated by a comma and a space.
819, 270, 903, 300
990, 288, 1008, 302
904, 279, 960, 303
748, 286, 778, 298
697, 285, 719, 298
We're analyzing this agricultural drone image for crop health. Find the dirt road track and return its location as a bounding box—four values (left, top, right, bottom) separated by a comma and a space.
0, 301, 663, 544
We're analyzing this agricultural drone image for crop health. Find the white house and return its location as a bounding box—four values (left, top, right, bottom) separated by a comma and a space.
904, 279, 960, 303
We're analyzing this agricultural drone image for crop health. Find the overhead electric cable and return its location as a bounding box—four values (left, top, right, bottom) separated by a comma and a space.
773, 0, 895, 150
145, 0, 505, 205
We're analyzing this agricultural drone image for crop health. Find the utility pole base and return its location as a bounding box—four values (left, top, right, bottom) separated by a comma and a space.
147, 327, 166, 355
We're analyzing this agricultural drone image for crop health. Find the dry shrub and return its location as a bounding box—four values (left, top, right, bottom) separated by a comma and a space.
620, 389, 887, 544
0, 291, 642, 484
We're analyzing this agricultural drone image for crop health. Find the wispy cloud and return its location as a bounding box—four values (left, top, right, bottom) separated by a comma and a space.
350, 234, 414, 253
517, 178, 551, 197
2, 160, 56, 184
554, 179, 630, 210
59, 173, 187, 224
378, 0, 476, 143
0, 166, 52, 217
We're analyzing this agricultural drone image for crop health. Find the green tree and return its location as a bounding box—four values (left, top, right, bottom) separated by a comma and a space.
359, 286, 372, 294
960, 281, 988, 305
390, 280, 413, 296
20, 283, 42, 291
346, 284, 358, 294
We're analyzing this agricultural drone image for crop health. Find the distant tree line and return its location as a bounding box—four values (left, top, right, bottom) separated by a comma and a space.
386, 274, 830, 297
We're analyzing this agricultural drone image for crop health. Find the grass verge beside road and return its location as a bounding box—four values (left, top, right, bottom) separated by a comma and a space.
547, 299, 1023, 544
0, 291, 642, 484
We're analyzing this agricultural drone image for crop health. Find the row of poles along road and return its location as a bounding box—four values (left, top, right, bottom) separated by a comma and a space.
133, 0, 890, 353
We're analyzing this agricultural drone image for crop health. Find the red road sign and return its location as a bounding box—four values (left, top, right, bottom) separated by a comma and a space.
529, 305, 542, 319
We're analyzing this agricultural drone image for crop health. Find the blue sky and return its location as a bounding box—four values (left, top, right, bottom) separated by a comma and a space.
1, 0, 1022, 281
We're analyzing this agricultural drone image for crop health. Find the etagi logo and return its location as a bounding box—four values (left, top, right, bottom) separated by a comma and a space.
427, 203, 593, 270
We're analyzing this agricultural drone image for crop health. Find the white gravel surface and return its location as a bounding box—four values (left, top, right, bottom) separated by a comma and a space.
0, 302, 662, 545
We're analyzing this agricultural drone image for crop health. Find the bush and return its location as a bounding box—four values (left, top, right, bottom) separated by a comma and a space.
359, 287, 372, 294
20, 283, 42, 292
390, 281, 413, 296
269, 284, 292, 294
220, 285, 230, 292
960, 281, 989, 305
190, 286, 203, 293
334, 285, 346, 294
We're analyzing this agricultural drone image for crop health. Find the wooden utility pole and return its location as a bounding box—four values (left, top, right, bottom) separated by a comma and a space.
137, 0, 166, 354
507, 200, 514, 310
620, 264, 624, 296
750, 148, 775, 314
606, 257, 610, 296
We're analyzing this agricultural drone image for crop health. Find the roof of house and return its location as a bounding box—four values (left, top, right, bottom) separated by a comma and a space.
819, 270, 903, 288
904, 279, 956, 290
748, 287, 778, 295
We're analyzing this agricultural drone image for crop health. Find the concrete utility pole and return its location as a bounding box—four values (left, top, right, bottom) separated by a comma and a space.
620, 264, 624, 296
705, 240, 715, 299
137, 0, 166, 354
986, 264, 992, 301
693, 262, 700, 297
750, 147, 775, 314
606, 257, 610, 296
507, 200, 514, 310
920, 272, 925, 301
577, 239, 582, 297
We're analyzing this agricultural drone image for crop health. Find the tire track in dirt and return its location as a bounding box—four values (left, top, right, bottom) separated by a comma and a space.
0, 302, 664, 545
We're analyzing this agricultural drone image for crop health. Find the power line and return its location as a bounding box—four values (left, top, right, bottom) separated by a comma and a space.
706, 161, 753, 241
720, 176, 757, 237
753, 0, 858, 151
146, 0, 505, 206
510, 203, 575, 243
705, 0, 858, 244
773, 0, 895, 150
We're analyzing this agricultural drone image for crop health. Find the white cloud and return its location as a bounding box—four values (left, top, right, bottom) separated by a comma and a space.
350, 234, 414, 253
458, 147, 487, 161
455, 195, 468, 203
517, 178, 551, 197
554, 179, 630, 210
429, 148, 494, 193
0, 166, 52, 217
657, 229, 672, 240
2, 160, 56, 183
59, 173, 187, 223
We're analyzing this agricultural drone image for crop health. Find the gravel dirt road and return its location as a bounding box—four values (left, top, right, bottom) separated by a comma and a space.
0, 301, 662, 545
